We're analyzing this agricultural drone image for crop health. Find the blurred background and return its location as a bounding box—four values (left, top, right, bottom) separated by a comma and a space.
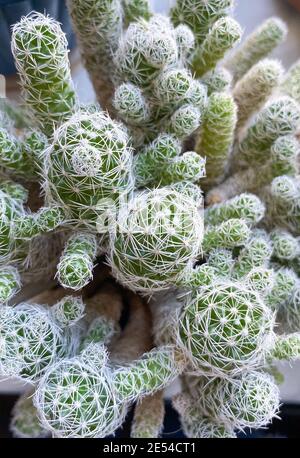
1, 0, 300, 438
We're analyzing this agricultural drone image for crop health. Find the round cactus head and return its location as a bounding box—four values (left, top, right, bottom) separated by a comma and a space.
190, 370, 280, 430
43, 111, 134, 227
0, 302, 80, 381
177, 282, 275, 377
109, 186, 203, 293
34, 345, 126, 438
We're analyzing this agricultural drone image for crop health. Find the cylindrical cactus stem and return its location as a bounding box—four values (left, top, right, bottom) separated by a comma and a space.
191, 17, 242, 78
67, 0, 122, 111
57, 233, 97, 290
205, 193, 265, 226
123, 0, 152, 26
185, 371, 280, 431
266, 267, 298, 311
153, 152, 206, 187
232, 231, 273, 279
233, 59, 284, 130
170, 0, 234, 46
115, 15, 178, 89
113, 345, 184, 402
271, 333, 300, 361
153, 69, 207, 116
279, 286, 300, 333
113, 83, 151, 126
109, 187, 203, 294
265, 175, 300, 234
202, 67, 232, 96
280, 59, 300, 104
10, 389, 50, 438
195, 92, 237, 189
207, 135, 300, 204
14, 206, 65, 240
202, 219, 251, 253
12, 13, 77, 136
131, 391, 165, 438
177, 282, 275, 377
270, 135, 300, 177
174, 24, 195, 61
0, 128, 48, 180
0, 266, 21, 304
271, 229, 300, 262
134, 137, 205, 188
226, 17, 287, 83
235, 97, 300, 169
165, 104, 201, 139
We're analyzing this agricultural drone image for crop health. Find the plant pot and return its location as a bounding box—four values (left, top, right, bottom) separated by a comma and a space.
0, 0, 75, 76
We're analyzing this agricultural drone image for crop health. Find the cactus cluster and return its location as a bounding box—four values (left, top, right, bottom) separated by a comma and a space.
1, 0, 300, 439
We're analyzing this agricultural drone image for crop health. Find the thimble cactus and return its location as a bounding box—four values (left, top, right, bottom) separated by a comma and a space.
1, 0, 300, 440
191, 17, 242, 78
12, 13, 77, 136
176, 282, 275, 377
43, 111, 134, 227
195, 92, 237, 189
109, 186, 203, 293
226, 17, 287, 83
57, 233, 97, 290
0, 266, 21, 304
34, 344, 182, 437
0, 296, 84, 381
183, 370, 280, 431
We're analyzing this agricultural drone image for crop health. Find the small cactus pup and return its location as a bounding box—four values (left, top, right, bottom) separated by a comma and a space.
264, 175, 300, 234
0, 127, 48, 181
108, 186, 203, 294
113, 14, 207, 146
170, 0, 235, 46
191, 17, 242, 78
34, 344, 183, 437
207, 134, 299, 203
43, 110, 134, 228
10, 389, 50, 438
134, 134, 206, 189
0, 185, 65, 266
233, 97, 300, 171
11, 12, 77, 136
57, 233, 97, 290
177, 370, 280, 434
0, 266, 21, 304
0, 295, 85, 382
66, 0, 123, 112
175, 281, 276, 378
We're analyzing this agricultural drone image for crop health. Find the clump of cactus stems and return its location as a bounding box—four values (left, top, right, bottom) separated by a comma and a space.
1, 0, 300, 439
